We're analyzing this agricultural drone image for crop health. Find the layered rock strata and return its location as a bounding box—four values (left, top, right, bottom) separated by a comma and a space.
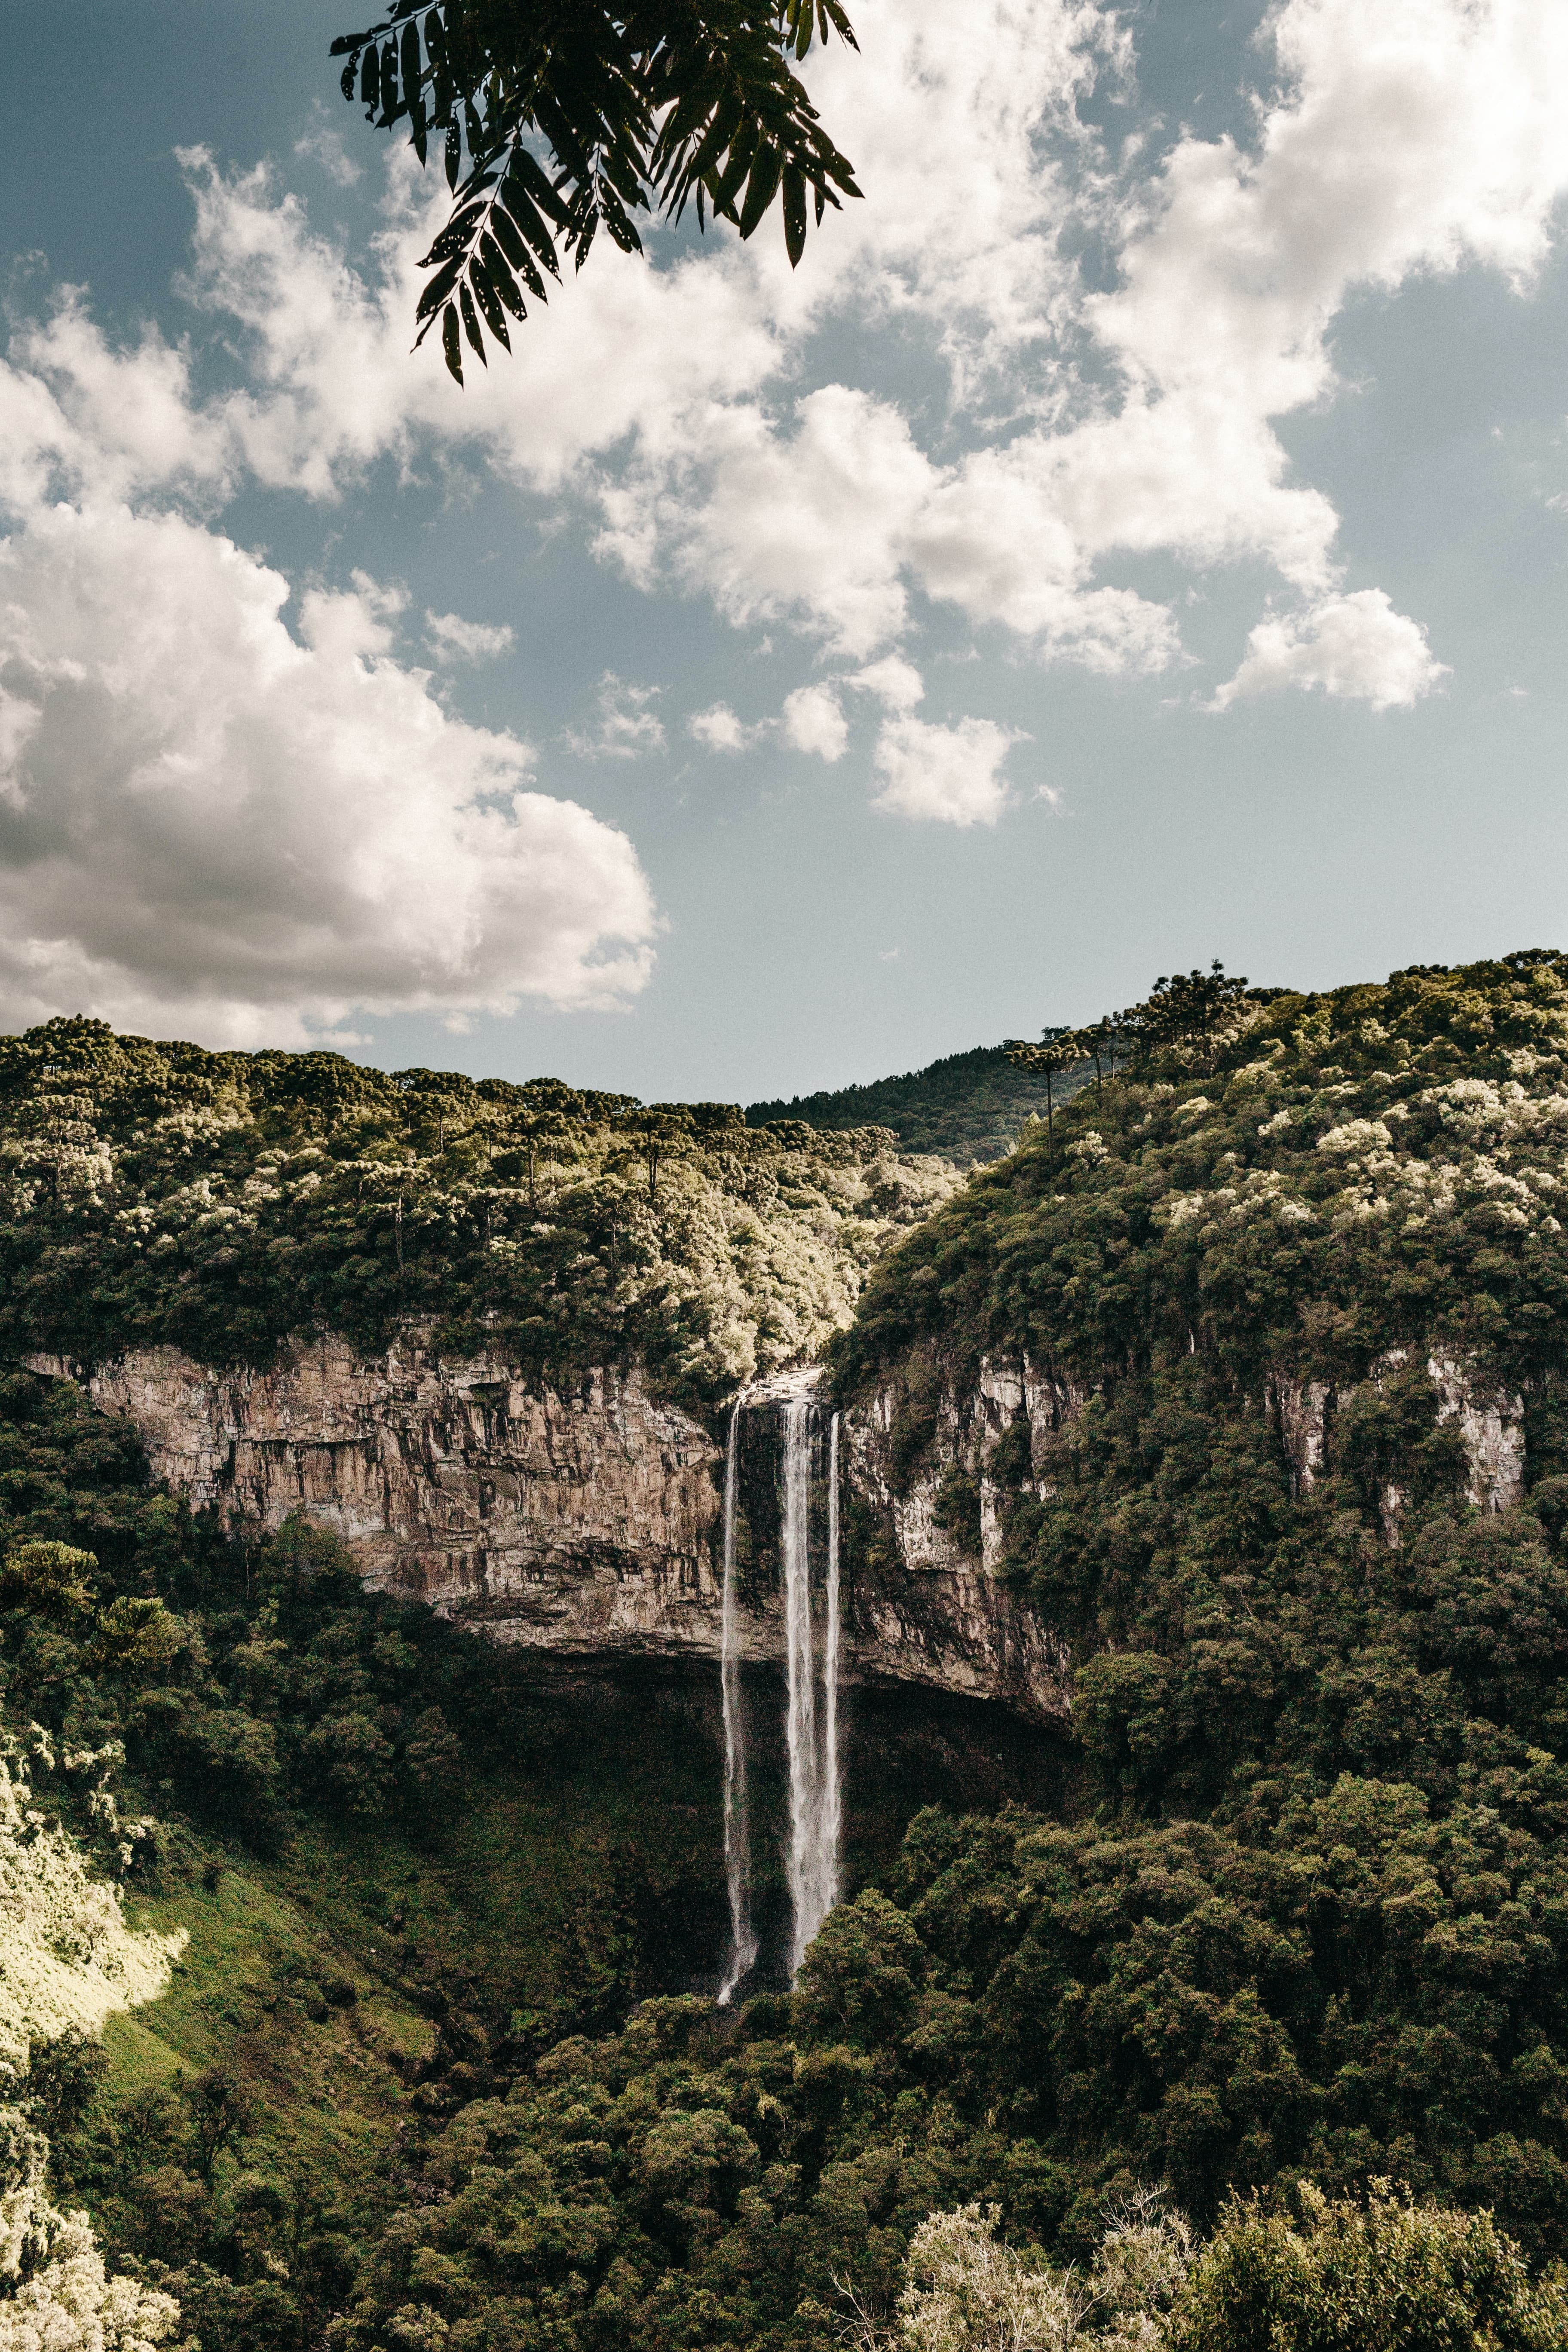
22, 1335, 1069, 1722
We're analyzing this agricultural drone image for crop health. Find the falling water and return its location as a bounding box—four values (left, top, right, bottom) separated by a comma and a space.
718, 1383, 844, 1990
782, 1395, 843, 1975
782, 1396, 819, 1974
717, 1403, 757, 2002
821, 1410, 842, 1914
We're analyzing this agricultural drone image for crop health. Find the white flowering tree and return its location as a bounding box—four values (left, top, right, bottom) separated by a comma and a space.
0, 1739, 189, 2352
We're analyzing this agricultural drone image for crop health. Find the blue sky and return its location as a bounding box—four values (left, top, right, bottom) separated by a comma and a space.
2, 0, 1566, 1104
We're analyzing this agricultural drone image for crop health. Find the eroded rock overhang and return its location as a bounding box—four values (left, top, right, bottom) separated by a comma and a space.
20, 1333, 1070, 1724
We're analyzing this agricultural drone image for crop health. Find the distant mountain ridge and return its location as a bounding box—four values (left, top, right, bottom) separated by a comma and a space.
747, 1041, 1087, 1164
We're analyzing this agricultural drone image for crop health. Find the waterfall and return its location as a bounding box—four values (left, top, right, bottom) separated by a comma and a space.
719, 1383, 845, 1991
718, 1403, 757, 2002
822, 1409, 842, 1914
781, 1397, 818, 1974
782, 1395, 842, 1975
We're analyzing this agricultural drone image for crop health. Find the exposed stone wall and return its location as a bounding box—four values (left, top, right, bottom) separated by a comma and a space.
22, 1335, 1071, 1722
31, 1336, 723, 1657
1265, 1351, 1526, 1531
1424, 1351, 1526, 1513
28, 1320, 1529, 1717
844, 1355, 1075, 1720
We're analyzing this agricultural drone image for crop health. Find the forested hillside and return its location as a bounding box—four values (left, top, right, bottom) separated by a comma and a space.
823, 951, 1568, 2259
0, 1019, 956, 1408
6, 956, 1568, 2351
748, 1042, 1089, 1164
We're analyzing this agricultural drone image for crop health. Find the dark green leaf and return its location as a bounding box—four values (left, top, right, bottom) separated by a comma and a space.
335, 0, 862, 363
472, 256, 511, 348
508, 144, 573, 228
490, 205, 547, 301
459, 282, 487, 363
481, 235, 527, 322
781, 163, 806, 267
414, 254, 463, 325
738, 141, 783, 240
499, 178, 562, 276
441, 301, 463, 384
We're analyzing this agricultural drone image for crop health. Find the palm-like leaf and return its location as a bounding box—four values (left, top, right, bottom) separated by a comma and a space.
331, 0, 861, 383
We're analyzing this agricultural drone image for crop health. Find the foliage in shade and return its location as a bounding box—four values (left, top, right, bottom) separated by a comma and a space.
327, 0, 864, 382
748, 1044, 1092, 1167
6, 952, 1568, 2347
0, 1366, 748, 2347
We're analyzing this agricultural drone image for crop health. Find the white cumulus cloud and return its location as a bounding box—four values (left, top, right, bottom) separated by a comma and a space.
850, 656, 925, 713
689, 703, 760, 752
426, 610, 515, 663
781, 686, 849, 761
0, 0, 1549, 1019
0, 502, 655, 1044
564, 673, 667, 759
155, 0, 1568, 700
871, 715, 1024, 827
1208, 590, 1449, 712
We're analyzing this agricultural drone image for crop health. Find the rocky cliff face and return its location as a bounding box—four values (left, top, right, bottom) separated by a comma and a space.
1267, 1350, 1526, 1533
842, 1338, 1533, 1684
854, 1340, 1528, 1586
23, 1333, 1070, 1723
32, 1321, 1529, 1728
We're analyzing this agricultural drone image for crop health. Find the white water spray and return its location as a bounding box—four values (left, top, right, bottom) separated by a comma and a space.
717, 1382, 844, 1991
718, 1403, 757, 2002
781, 1398, 817, 1972
822, 1409, 842, 1913
782, 1396, 842, 1975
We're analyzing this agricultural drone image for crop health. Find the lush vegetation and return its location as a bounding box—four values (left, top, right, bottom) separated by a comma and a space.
749, 1044, 1089, 1167
0, 1017, 955, 1409
0, 1363, 741, 2349
6, 952, 1568, 2349
814, 952, 1568, 2260
839, 951, 1568, 1390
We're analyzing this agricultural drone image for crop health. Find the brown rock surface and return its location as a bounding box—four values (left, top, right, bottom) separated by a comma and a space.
25, 1333, 1071, 1721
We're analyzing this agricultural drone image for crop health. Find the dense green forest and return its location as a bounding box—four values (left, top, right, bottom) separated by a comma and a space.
0, 1018, 955, 1407
6, 954, 1568, 2350
825, 954, 1568, 2248
748, 1043, 1089, 1165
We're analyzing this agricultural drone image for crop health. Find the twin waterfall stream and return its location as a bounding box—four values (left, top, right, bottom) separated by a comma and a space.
718, 1389, 842, 2000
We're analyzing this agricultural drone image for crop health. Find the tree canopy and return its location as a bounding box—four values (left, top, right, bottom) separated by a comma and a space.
7, 954, 1568, 2345
329, 0, 863, 381
0, 1017, 957, 1408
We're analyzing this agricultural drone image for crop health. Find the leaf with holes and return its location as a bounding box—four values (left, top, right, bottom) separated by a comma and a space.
458, 282, 487, 363
481, 234, 527, 321
490, 206, 547, 302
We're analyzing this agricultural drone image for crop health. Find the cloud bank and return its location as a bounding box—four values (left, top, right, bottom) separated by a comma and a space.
0, 348, 657, 1043
153, 0, 1565, 694
1, 0, 1564, 1040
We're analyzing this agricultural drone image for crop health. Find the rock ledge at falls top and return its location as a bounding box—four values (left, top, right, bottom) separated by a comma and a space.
21, 1330, 1070, 1722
